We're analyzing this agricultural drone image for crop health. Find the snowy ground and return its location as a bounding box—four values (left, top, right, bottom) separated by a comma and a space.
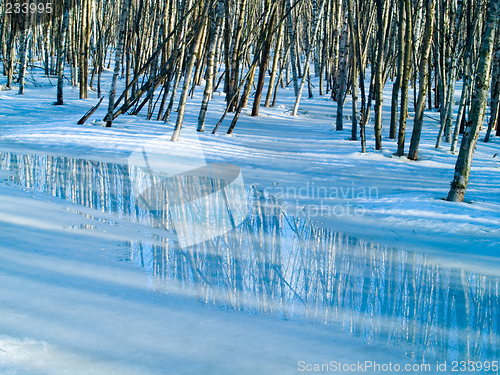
2, 71, 500, 266
1, 68, 500, 373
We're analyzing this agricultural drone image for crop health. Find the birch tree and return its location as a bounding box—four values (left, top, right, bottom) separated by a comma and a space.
198, 0, 225, 131
484, 34, 500, 142
389, 0, 405, 140
56, 0, 72, 105
291, 0, 324, 116
395, 0, 412, 156
106, 0, 131, 128
17, 14, 29, 95
447, 0, 500, 202
171, 0, 212, 141
374, 0, 388, 150
407, 0, 435, 160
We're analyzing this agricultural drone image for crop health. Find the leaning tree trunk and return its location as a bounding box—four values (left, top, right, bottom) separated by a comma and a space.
226, 65, 257, 134
447, 0, 499, 202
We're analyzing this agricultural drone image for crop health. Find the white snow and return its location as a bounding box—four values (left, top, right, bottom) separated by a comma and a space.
1, 67, 500, 373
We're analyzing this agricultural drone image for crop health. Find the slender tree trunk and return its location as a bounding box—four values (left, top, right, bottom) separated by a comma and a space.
447, 0, 499, 202
265, 23, 284, 107
164, 47, 186, 122
349, 0, 368, 151
106, 0, 131, 127
390, 0, 405, 139
496, 104, 500, 136
271, 47, 289, 107
451, 0, 483, 151
56, 0, 71, 105
223, 0, 231, 99
292, 0, 324, 116
5, 18, 16, 89
484, 38, 500, 141
286, 0, 300, 96
227, 65, 257, 134
44, 18, 52, 76
171, 3, 210, 142
79, 0, 90, 99
252, 8, 276, 116
228, 0, 248, 112
335, 17, 348, 130
146, 14, 163, 120
17, 18, 29, 95
351, 49, 358, 141
408, 0, 435, 160
198, 0, 224, 131
374, 0, 387, 150
451, 74, 471, 152
396, 0, 412, 156
444, 0, 465, 144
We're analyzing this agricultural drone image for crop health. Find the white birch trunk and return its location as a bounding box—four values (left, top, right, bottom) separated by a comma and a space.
198, 0, 224, 131
171, 3, 210, 142
408, 0, 435, 160
448, 0, 499, 202
106, 0, 131, 127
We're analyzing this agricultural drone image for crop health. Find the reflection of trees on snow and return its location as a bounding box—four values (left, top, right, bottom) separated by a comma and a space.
1, 151, 499, 364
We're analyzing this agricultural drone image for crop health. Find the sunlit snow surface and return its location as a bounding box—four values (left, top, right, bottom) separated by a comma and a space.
1, 151, 499, 374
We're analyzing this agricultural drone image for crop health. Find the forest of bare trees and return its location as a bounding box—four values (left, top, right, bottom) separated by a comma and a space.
1, 0, 500, 202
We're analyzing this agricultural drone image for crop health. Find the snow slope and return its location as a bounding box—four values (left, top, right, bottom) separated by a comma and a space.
1, 71, 499, 268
